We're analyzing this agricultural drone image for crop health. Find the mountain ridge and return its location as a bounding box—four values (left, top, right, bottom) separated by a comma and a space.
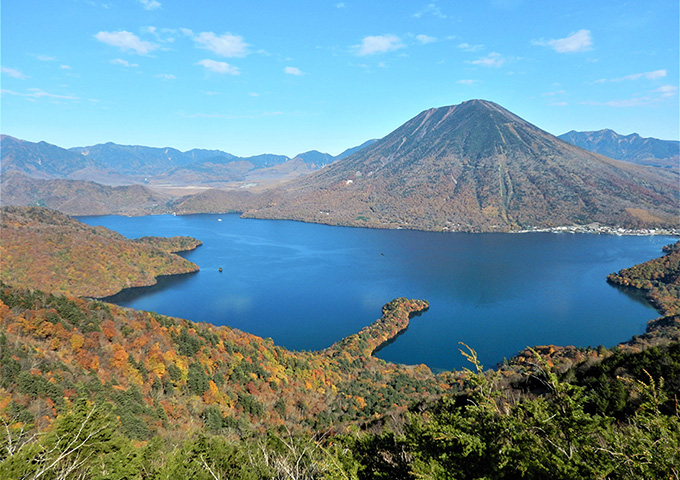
558, 129, 679, 170
1, 135, 375, 187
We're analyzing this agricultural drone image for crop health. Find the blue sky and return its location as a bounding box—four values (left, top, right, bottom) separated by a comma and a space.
2, 0, 678, 157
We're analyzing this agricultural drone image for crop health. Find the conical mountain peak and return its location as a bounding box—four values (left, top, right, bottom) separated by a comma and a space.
246, 100, 678, 232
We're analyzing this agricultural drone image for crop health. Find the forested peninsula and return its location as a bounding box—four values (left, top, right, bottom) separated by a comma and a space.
0, 207, 201, 298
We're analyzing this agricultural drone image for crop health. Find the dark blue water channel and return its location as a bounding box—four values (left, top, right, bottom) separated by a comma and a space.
78, 214, 673, 372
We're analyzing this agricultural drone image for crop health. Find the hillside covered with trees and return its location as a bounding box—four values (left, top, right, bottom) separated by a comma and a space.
0, 207, 201, 298
0, 206, 678, 478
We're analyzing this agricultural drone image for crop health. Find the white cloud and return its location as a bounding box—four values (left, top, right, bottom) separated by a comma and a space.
284, 66, 304, 76
248, 92, 259, 97
60, 65, 72, 70
2, 88, 79, 101
1, 67, 28, 79
414, 3, 447, 19
457, 79, 478, 85
139, 0, 161, 9
458, 42, 484, 52
471, 52, 505, 67
95, 31, 159, 55
416, 34, 436, 44
143, 26, 178, 43
194, 32, 249, 58
197, 59, 240, 75
109, 58, 138, 67
652, 85, 678, 97
595, 69, 667, 83
533, 29, 592, 53
156, 73, 176, 80
644, 70, 668, 80
37, 55, 56, 61
356, 35, 404, 56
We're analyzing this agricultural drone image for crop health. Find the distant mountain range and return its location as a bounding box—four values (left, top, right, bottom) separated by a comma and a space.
235, 100, 678, 231
0, 136, 378, 188
558, 129, 679, 170
1, 101, 677, 231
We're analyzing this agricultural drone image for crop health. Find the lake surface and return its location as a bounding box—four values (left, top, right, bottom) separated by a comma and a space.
79, 214, 673, 372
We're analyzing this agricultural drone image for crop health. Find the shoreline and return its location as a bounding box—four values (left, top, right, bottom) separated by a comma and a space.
512, 224, 680, 236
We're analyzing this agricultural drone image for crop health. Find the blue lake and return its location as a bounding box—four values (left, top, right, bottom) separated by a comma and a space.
79, 214, 673, 372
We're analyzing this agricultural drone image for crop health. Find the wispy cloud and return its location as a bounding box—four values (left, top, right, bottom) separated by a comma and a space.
194, 32, 249, 58
139, 0, 161, 10
284, 66, 304, 76
652, 85, 678, 97
541, 90, 566, 96
470, 52, 505, 67
549, 101, 568, 106
416, 34, 436, 45
95, 31, 159, 55
457, 79, 478, 85
356, 35, 404, 56
109, 58, 138, 67
595, 69, 666, 83
582, 85, 677, 107
36, 55, 56, 62
458, 42, 484, 52
532, 29, 592, 53
60, 65, 72, 70
2, 88, 79, 101
413, 3, 447, 19
142, 26, 178, 44
582, 98, 648, 108
1, 67, 29, 79
156, 73, 176, 80
196, 59, 240, 75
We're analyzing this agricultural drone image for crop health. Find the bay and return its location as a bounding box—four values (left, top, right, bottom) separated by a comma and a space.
79, 213, 672, 372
